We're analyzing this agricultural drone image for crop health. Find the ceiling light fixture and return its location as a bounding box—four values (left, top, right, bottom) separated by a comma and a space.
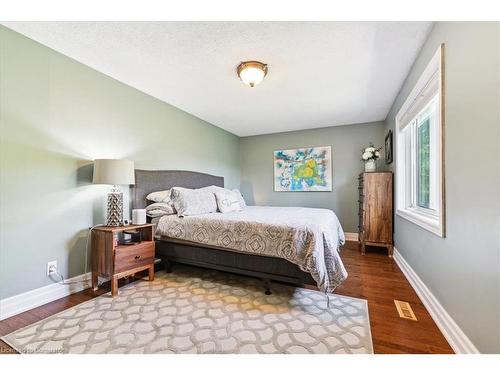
237, 61, 268, 87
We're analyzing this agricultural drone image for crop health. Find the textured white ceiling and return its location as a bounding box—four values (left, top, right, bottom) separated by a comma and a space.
3, 22, 433, 136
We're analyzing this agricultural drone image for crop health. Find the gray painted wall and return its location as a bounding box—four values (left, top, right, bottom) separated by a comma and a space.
239, 122, 386, 233
383, 22, 500, 353
0, 26, 240, 299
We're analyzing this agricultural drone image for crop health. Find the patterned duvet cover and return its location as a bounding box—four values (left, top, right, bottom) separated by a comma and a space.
154, 206, 348, 292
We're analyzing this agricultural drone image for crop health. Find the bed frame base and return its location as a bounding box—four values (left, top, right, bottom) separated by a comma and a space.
155, 240, 315, 293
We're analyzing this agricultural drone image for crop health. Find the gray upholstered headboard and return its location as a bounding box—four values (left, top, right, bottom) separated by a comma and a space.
132, 170, 224, 209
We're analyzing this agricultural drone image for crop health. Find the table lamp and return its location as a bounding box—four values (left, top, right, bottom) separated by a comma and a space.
93, 159, 135, 226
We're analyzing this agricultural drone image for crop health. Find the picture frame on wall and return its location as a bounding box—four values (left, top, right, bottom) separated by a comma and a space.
385, 130, 393, 164
273, 146, 332, 192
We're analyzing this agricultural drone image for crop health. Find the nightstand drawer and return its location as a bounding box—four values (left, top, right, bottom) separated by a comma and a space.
114, 242, 155, 273
92, 224, 155, 297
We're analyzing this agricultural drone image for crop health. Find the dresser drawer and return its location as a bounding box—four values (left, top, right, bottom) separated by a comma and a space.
114, 241, 155, 273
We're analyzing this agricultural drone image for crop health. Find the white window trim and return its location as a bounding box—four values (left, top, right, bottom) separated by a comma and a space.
395, 44, 445, 237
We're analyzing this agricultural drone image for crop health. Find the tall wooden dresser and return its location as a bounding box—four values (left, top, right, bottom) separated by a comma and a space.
358, 172, 393, 257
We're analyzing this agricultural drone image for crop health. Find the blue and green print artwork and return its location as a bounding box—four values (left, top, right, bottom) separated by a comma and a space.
274, 146, 332, 192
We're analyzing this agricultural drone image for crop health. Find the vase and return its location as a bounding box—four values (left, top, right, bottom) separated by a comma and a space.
365, 159, 376, 172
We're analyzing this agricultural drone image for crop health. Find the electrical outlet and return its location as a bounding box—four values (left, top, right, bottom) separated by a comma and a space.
47, 260, 58, 276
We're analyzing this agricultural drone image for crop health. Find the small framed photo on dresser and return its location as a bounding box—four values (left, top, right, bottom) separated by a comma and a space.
385, 130, 393, 164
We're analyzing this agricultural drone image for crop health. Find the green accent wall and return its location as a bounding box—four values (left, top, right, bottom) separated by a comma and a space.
239, 122, 386, 233
383, 22, 500, 353
0, 26, 240, 299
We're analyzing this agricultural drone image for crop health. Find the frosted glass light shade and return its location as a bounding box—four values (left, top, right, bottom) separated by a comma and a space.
237, 61, 268, 87
93, 159, 135, 185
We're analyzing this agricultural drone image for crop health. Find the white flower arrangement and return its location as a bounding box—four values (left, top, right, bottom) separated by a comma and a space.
361, 142, 382, 161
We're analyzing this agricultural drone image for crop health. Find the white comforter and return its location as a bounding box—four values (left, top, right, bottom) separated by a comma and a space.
154, 206, 348, 292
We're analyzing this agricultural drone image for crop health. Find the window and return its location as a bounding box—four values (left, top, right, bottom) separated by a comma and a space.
395, 45, 445, 237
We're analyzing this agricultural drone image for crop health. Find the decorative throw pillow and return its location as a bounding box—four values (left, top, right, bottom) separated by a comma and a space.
145, 202, 176, 218
197, 185, 227, 194
198, 186, 247, 210
214, 190, 243, 213
232, 189, 247, 208
146, 189, 172, 203
169, 186, 189, 199
171, 188, 218, 217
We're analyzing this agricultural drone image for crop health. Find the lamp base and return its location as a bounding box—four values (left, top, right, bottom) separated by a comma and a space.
106, 189, 123, 226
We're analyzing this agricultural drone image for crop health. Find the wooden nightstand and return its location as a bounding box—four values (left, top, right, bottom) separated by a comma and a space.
91, 224, 155, 296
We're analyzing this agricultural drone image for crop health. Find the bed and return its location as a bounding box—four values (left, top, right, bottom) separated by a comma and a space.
133, 170, 347, 294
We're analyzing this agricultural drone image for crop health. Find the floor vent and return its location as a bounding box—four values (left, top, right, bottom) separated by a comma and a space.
394, 300, 417, 321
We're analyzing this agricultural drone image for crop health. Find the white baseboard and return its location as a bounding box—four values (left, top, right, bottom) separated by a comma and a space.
0, 273, 92, 321
344, 232, 359, 242
393, 248, 479, 354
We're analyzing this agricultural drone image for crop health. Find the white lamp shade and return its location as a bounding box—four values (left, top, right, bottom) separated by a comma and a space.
239, 66, 266, 87
237, 61, 268, 87
93, 159, 135, 185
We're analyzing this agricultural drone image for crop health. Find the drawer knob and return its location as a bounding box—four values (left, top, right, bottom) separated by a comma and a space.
134, 255, 141, 260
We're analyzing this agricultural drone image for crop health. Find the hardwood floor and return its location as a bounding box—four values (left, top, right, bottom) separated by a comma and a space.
0, 241, 453, 354
334, 242, 453, 353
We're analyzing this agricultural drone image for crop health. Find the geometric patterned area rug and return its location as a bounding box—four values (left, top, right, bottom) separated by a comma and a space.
2, 266, 373, 354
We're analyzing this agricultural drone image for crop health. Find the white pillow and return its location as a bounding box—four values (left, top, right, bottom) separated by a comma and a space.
198, 186, 246, 210
215, 190, 242, 213
171, 187, 218, 217
198, 185, 227, 194
232, 189, 246, 208
196, 186, 229, 211
146, 189, 172, 203
145, 202, 176, 218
